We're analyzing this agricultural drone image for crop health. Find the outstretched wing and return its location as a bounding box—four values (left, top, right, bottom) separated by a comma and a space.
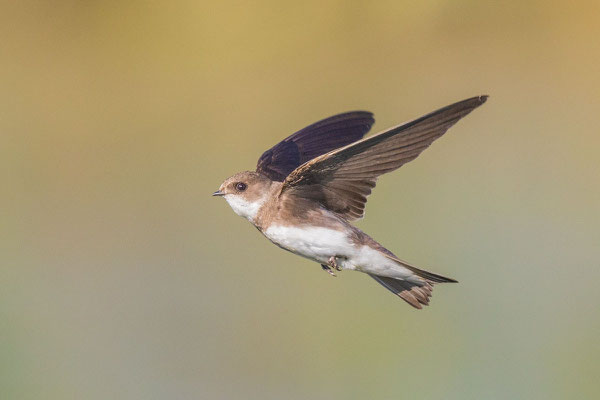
256, 111, 375, 181
280, 96, 488, 220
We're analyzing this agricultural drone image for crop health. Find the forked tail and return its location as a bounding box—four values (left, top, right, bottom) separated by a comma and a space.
371, 255, 457, 309
350, 227, 457, 308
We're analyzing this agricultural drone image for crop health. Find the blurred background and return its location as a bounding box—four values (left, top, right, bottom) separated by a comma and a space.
1, 1, 599, 399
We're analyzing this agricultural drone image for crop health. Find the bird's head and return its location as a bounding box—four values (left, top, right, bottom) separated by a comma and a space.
213, 171, 273, 222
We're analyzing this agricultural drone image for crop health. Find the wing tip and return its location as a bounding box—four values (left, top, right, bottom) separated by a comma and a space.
463, 94, 488, 109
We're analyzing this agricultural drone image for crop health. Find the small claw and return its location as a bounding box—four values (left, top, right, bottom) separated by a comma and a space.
328, 256, 342, 271
321, 264, 337, 277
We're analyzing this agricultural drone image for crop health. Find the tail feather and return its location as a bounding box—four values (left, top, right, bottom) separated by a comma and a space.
381, 253, 457, 283
350, 227, 457, 308
369, 259, 456, 309
354, 229, 457, 284
370, 274, 436, 309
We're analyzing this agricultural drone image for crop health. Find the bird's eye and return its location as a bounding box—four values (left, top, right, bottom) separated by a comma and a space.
235, 182, 247, 191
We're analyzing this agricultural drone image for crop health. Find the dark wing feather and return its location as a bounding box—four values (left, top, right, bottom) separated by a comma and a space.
256, 111, 375, 181
281, 96, 488, 220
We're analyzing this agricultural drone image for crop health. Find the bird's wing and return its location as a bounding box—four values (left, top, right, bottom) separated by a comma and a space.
280, 96, 488, 220
256, 111, 375, 181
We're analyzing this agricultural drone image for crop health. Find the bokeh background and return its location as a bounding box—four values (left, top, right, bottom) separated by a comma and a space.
2, 1, 599, 399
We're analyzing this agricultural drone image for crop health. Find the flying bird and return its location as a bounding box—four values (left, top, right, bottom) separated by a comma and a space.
213, 96, 487, 308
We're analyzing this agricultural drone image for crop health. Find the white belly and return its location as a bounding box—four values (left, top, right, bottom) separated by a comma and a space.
263, 224, 415, 280
264, 225, 353, 264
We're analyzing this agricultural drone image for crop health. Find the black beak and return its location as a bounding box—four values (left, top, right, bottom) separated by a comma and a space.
212, 190, 225, 197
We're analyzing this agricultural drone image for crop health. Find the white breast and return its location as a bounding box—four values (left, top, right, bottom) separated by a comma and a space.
224, 194, 265, 222
264, 225, 355, 264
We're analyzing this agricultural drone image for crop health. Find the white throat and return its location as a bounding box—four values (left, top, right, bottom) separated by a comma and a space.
224, 194, 266, 222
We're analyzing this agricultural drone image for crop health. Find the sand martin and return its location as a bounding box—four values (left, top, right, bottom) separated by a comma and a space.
213, 96, 487, 308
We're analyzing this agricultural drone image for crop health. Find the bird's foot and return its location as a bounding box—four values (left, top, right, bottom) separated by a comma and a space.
328, 256, 342, 271
321, 256, 342, 277
321, 264, 337, 277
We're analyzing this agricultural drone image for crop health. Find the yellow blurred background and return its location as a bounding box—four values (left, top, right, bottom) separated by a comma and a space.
1, 1, 599, 399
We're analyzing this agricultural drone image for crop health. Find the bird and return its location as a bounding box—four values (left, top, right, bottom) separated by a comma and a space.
213, 96, 487, 309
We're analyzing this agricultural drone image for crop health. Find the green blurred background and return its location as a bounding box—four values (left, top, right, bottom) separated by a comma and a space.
1, 1, 599, 399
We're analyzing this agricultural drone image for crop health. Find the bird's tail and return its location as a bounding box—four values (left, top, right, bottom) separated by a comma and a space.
351, 228, 456, 308
370, 255, 457, 309
369, 274, 434, 309
382, 254, 457, 283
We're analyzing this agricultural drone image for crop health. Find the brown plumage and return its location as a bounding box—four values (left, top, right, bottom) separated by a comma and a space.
215, 96, 487, 309
281, 96, 488, 220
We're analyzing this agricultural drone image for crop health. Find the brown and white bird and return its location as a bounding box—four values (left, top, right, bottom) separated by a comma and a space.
213, 96, 487, 308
